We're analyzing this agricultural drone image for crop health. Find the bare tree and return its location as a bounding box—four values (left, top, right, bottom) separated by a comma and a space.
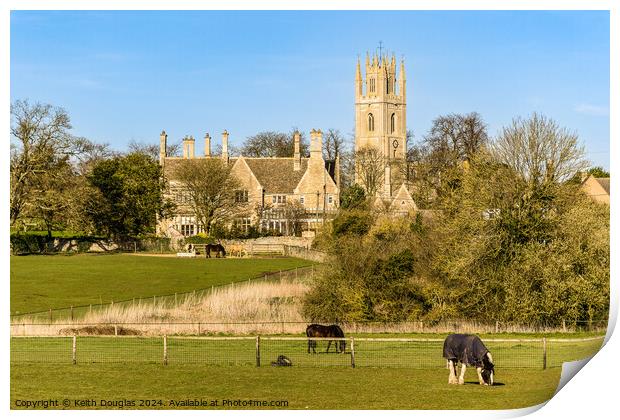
323, 129, 346, 160
423, 112, 489, 174
282, 199, 307, 236
240, 129, 309, 157
172, 159, 244, 235
492, 113, 587, 186
10, 100, 81, 225
355, 147, 385, 198
128, 139, 180, 159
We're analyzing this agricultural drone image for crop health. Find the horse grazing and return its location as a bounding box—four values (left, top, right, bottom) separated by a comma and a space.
205, 244, 226, 258
306, 324, 346, 354
443, 334, 495, 386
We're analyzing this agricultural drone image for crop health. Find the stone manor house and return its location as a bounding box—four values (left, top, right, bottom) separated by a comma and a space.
157, 51, 417, 238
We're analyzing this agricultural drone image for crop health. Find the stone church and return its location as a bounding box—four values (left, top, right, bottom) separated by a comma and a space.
355, 52, 417, 215
157, 50, 416, 238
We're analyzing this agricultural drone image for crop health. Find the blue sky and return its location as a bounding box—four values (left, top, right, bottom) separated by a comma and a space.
10, 10, 610, 169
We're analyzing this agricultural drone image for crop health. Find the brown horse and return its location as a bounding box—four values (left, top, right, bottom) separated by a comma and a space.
205, 244, 226, 258
306, 324, 346, 354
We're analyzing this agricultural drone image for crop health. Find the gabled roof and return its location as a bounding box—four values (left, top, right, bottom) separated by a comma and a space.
596, 177, 610, 195
390, 183, 418, 212
244, 157, 308, 194
163, 155, 339, 195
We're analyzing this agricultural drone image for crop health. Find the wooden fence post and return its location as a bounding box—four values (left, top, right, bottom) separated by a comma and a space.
114, 325, 118, 336
70, 306, 74, 322
542, 337, 547, 370
350, 338, 356, 368
198, 322, 201, 335
49, 308, 52, 324
256, 336, 261, 367
72, 335, 77, 365
163, 335, 168, 365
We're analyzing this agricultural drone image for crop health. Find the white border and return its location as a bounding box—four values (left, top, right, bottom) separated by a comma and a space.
1, 1, 616, 420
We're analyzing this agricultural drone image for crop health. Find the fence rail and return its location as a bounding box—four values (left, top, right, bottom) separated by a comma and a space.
10, 318, 608, 337
10, 335, 604, 369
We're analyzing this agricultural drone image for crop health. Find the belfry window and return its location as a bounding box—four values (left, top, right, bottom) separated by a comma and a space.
370, 78, 375, 93
368, 113, 375, 132
391, 113, 396, 133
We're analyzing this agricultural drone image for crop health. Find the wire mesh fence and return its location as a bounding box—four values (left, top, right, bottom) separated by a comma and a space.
10, 265, 316, 323
10, 335, 604, 369
10, 318, 609, 337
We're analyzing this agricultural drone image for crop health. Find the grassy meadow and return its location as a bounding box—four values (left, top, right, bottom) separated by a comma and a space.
10, 364, 562, 410
10, 254, 312, 315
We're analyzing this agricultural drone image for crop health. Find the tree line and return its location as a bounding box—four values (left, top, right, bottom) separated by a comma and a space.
9, 100, 351, 240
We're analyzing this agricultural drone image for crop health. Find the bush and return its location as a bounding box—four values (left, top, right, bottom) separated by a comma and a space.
331, 210, 373, 237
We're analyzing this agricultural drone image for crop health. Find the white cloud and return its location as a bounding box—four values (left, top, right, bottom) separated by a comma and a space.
574, 103, 609, 117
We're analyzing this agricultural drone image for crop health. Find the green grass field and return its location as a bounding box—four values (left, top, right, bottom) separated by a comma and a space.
10, 364, 562, 410
10, 335, 602, 409
10, 254, 311, 315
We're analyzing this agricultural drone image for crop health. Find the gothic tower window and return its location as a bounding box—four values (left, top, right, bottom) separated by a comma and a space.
368, 113, 375, 132
386, 77, 391, 94
390, 113, 396, 133
370, 78, 375, 93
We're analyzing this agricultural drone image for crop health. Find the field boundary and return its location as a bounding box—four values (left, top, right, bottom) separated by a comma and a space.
10, 335, 605, 370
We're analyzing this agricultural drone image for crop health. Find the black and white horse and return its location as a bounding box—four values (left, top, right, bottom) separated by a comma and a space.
443, 334, 495, 386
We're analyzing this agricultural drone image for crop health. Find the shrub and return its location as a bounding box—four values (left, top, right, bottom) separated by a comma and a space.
331, 209, 373, 237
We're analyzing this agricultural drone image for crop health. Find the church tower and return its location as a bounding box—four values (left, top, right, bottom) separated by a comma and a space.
354, 52, 407, 161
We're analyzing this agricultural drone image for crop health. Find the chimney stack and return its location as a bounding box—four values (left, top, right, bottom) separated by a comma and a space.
310, 129, 322, 160
222, 130, 229, 162
159, 130, 167, 165
293, 130, 301, 171
182, 135, 195, 159
204, 133, 211, 157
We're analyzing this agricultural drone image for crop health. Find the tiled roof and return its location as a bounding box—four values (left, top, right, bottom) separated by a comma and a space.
162, 156, 237, 179
243, 158, 308, 193
596, 177, 610, 195
163, 155, 338, 194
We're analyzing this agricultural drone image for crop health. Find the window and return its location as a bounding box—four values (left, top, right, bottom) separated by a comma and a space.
370, 78, 375, 93
180, 224, 194, 236
386, 77, 391, 94
235, 217, 251, 233
300, 196, 305, 205
328, 195, 333, 205
235, 190, 249, 203
272, 195, 286, 204
390, 113, 396, 133
368, 113, 374, 132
